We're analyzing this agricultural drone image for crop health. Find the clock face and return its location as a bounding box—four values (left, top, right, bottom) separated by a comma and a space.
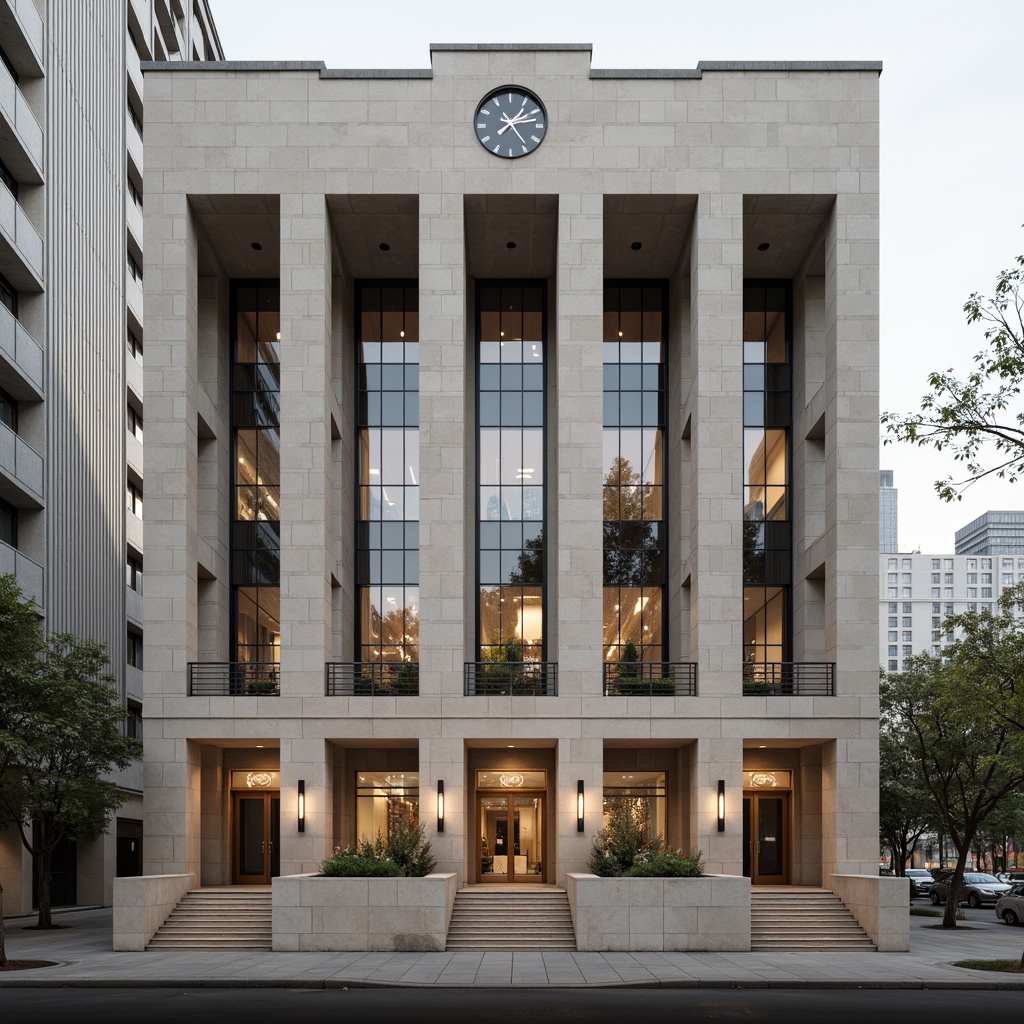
474, 87, 547, 159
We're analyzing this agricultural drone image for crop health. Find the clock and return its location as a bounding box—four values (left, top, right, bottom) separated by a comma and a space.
474, 86, 547, 159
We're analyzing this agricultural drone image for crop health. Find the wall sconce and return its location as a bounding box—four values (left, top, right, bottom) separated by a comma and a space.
577, 780, 585, 833
298, 779, 305, 833
717, 780, 725, 832
437, 780, 445, 833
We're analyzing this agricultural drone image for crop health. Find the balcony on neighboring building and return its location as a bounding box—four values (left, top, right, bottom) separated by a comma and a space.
325, 661, 419, 696
0, 419, 42, 506
0, 300, 42, 397
464, 662, 558, 696
0, 52, 44, 185
0, 537, 42, 608
188, 662, 280, 696
0, 0, 45, 72
0, 178, 43, 288
742, 662, 835, 696
602, 661, 698, 696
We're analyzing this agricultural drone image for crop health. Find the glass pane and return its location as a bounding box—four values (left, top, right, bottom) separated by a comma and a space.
514, 795, 543, 877
480, 796, 508, 877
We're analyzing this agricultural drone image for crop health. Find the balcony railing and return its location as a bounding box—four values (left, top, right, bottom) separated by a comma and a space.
742, 662, 834, 696
325, 662, 419, 696
188, 662, 280, 696
603, 661, 698, 696
464, 662, 558, 696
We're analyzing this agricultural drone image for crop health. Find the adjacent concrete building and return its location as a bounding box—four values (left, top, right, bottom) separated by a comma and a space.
0, 0, 222, 914
955, 510, 1024, 556
138, 44, 881, 920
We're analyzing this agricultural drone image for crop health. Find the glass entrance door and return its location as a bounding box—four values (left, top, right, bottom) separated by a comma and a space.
742, 792, 790, 885
233, 791, 280, 884
478, 792, 544, 883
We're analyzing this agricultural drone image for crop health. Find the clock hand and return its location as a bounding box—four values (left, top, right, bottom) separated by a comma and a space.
507, 121, 527, 143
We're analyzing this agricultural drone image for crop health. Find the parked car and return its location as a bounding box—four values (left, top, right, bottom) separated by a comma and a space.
929, 872, 1014, 908
995, 883, 1024, 926
904, 868, 934, 898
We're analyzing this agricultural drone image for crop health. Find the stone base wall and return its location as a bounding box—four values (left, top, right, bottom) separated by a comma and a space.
113, 873, 196, 951
272, 872, 457, 952
566, 873, 751, 951
829, 872, 910, 951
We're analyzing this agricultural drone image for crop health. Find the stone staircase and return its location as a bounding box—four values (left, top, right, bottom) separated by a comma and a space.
445, 887, 577, 951
146, 888, 272, 950
750, 889, 876, 952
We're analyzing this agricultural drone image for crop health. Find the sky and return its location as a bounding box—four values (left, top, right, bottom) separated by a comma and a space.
209, 0, 1024, 554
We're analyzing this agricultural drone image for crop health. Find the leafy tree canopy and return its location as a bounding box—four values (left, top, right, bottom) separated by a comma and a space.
882, 251, 1024, 501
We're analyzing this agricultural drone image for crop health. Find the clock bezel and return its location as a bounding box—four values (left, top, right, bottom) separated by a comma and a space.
474, 84, 548, 159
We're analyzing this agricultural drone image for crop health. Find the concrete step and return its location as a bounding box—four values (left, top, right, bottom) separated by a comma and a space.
749, 890, 876, 953
146, 889, 273, 951
445, 887, 577, 952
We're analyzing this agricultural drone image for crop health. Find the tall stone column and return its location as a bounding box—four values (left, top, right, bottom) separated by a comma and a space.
554, 192, 604, 698
143, 190, 201, 877
688, 192, 744, 873
418, 190, 466, 697
278, 194, 333, 869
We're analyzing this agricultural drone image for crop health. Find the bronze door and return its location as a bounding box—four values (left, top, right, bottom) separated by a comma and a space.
477, 792, 545, 883
232, 791, 280, 884
743, 792, 790, 885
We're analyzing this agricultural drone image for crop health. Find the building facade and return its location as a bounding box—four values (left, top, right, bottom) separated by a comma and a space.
0, 0, 222, 914
879, 469, 897, 554
880, 547, 1024, 672
141, 46, 880, 896
955, 510, 1024, 556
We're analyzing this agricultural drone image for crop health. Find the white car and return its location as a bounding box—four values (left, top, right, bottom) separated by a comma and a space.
995, 884, 1024, 926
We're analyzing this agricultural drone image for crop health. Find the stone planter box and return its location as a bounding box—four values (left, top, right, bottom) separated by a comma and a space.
113, 872, 196, 951
272, 872, 457, 952
566, 872, 750, 951
829, 872, 910, 951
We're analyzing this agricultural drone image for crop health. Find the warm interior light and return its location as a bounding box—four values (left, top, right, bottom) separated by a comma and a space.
275, 331, 281, 341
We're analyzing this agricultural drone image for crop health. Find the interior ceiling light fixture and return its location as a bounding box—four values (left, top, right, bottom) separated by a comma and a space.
250, 241, 262, 251
506, 241, 517, 249
378, 242, 390, 251
630, 241, 642, 251
757, 242, 770, 251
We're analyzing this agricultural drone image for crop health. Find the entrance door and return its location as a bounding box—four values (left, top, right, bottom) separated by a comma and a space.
233, 791, 280, 884
743, 792, 790, 885
478, 792, 545, 883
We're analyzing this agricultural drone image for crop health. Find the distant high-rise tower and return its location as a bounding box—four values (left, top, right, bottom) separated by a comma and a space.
954, 511, 1024, 555
880, 470, 898, 553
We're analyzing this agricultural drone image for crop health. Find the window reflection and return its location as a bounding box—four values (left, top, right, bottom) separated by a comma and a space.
478, 284, 546, 663
603, 283, 666, 664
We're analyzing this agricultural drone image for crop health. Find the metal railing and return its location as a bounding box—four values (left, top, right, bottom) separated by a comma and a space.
742, 662, 834, 696
325, 662, 420, 696
464, 662, 558, 696
187, 662, 280, 696
603, 661, 698, 696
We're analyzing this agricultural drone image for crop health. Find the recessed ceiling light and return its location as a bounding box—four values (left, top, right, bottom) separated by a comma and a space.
757, 242, 770, 251
630, 241, 642, 251
508, 744, 515, 748
379, 242, 390, 251
250, 242, 262, 251
506, 241, 517, 249
758, 744, 767, 748
256, 744, 264, 748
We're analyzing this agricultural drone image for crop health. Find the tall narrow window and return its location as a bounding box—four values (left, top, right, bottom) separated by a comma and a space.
231, 283, 280, 667
602, 283, 666, 665
743, 283, 791, 681
356, 283, 420, 667
477, 283, 546, 662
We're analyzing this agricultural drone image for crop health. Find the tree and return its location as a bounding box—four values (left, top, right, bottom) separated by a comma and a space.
0, 575, 141, 932
881, 588, 1024, 933
878, 728, 934, 876
881, 252, 1024, 501
0, 574, 45, 967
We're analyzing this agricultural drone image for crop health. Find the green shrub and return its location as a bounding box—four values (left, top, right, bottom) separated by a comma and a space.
321, 850, 404, 877
321, 817, 436, 878
623, 850, 704, 877
588, 795, 663, 875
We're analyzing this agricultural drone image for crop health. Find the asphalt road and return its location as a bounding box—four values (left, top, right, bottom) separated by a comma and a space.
1, 987, 1022, 1024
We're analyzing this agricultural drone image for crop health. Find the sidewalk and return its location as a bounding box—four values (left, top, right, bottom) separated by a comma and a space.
2, 906, 1023, 989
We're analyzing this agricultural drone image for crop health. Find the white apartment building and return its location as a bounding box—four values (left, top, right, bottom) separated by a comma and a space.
0, 0, 222, 914
136, 43, 882, 935
879, 550, 1024, 672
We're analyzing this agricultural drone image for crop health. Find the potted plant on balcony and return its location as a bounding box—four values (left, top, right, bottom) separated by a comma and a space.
615, 642, 645, 696
246, 677, 277, 695
479, 638, 524, 694
391, 660, 419, 695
